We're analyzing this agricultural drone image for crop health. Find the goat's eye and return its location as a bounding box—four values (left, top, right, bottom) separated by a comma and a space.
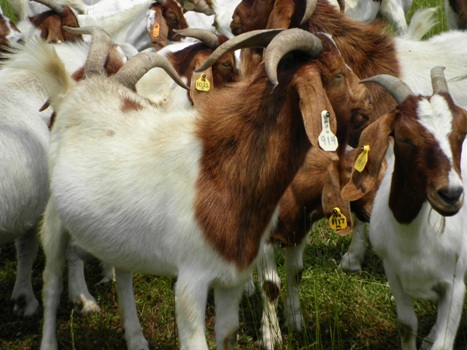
396, 136, 415, 147
222, 62, 232, 68
335, 71, 344, 79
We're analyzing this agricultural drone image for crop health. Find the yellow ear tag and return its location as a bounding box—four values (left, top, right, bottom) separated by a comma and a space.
328, 207, 348, 231
318, 110, 338, 152
152, 23, 160, 37
354, 145, 370, 172
195, 73, 211, 92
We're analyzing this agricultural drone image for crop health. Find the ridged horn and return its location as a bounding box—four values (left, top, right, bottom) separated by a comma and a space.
194, 29, 284, 72
173, 28, 219, 49
265, 28, 323, 87
300, 0, 318, 25
113, 52, 189, 91
431, 66, 449, 95
31, 0, 64, 14
64, 26, 114, 78
361, 74, 414, 105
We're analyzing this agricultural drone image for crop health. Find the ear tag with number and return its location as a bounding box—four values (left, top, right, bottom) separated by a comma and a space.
195, 73, 211, 92
354, 145, 370, 172
328, 207, 348, 231
152, 23, 160, 37
318, 110, 338, 152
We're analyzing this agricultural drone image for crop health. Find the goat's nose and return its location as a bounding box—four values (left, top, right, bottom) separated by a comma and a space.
438, 186, 464, 204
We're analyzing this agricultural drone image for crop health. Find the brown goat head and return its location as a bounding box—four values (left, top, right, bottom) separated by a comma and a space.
29, 6, 81, 43
147, 0, 189, 51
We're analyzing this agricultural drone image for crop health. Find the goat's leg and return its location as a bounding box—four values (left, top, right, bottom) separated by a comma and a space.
114, 269, 149, 350
428, 278, 465, 350
12, 225, 40, 317
284, 236, 308, 333
339, 218, 368, 272
383, 261, 417, 350
257, 241, 282, 350
40, 200, 69, 350
175, 271, 209, 350
66, 244, 100, 314
214, 284, 244, 350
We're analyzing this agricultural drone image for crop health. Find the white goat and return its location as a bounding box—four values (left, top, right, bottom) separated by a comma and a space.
342, 66, 467, 350
18, 28, 344, 350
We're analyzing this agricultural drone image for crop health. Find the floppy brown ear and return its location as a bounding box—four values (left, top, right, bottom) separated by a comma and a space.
341, 113, 394, 201
295, 69, 338, 160
322, 157, 352, 236
266, 1, 295, 29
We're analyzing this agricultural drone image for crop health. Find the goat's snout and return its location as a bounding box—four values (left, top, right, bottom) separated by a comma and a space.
438, 186, 464, 205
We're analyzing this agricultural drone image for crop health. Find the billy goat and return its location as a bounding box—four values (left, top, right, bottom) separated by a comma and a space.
342, 66, 467, 350
27, 28, 352, 350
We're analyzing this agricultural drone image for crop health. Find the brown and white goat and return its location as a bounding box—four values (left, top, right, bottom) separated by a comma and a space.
343, 66, 467, 350
23, 27, 362, 350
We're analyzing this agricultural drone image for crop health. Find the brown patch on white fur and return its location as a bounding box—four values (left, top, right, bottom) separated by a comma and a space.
120, 96, 144, 113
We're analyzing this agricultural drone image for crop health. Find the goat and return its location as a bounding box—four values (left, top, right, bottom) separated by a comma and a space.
20, 27, 352, 350
342, 66, 467, 350
0, 26, 128, 316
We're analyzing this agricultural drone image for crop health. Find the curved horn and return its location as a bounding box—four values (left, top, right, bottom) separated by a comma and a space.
194, 29, 284, 72
361, 74, 415, 105
173, 28, 219, 49
113, 52, 189, 91
31, 0, 64, 14
431, 66, 449, 94
265, 29, 323, 87
300, 0, 318, 25
64, 26, 114, 78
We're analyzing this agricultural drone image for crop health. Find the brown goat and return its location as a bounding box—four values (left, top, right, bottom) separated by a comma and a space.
231, 0, 401, 146
147, 0, 189, 50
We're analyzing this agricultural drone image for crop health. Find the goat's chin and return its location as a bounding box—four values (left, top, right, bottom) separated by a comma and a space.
429, 194, 464, 217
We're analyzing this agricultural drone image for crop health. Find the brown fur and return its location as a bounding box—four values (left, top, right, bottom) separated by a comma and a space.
449, 0, 467, 28
29, 6, 81, 43
120, 96, 144, 113
194, 50, 338, 269
0, 14, 21, 52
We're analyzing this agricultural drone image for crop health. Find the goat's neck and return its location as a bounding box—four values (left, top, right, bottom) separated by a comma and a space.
194, 76, 311, 269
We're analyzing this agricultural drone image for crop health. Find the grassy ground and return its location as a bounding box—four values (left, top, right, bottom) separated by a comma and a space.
1, 0, 466, 349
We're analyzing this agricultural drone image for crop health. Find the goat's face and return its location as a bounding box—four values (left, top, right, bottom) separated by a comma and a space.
230, 0, 275, 36
316, 35, 372, 146
30, 6, 81, 43
392, 94, 467, 216
0, 11, 23, 49
147, 0, 189, 51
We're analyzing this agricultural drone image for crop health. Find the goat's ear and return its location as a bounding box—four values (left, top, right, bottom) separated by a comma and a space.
322, 156, 353, 236
266, 1, 295, 29
341, 113, 394, 201
295, 70, 338, 160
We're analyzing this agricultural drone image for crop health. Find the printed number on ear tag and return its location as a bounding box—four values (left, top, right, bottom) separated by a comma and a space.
152, 23, 160, 37
318, 110, 338, 152
328, 207, 348, 231
354, 145, 370, 172
195, 73, 211, 92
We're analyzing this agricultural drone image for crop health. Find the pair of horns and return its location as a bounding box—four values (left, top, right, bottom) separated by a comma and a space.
194, 28, 323, 87
362, 66, 449, 104
63, 26, 189, 90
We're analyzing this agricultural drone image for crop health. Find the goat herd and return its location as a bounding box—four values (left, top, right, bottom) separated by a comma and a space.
1, 0, 467, 349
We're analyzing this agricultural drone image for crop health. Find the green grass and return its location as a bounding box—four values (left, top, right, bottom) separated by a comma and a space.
1, 0, 466, 349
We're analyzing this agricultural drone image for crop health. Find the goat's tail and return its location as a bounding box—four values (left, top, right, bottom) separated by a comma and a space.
2, 37, 75, 110
403, 7, 439, 41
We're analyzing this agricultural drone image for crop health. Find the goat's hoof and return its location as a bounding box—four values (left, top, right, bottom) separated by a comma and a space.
73, 298, 101, 314
12, 294, 40, 318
